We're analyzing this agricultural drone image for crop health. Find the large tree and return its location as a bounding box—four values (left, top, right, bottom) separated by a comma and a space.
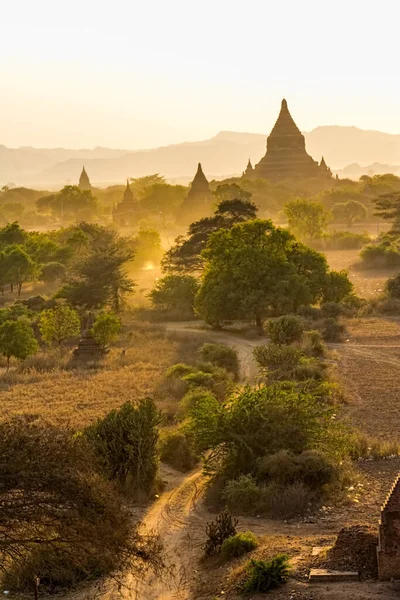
195, 219, 351, 329
4, 246, 37, 295
38, 304, 81, 346
373, 191, 400, 233
162, 194, 258, 273
331, 200, 367, 227
284, 198, 331, 240
0, 320, 38, 370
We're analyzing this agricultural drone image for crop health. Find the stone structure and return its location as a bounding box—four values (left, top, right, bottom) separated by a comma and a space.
243, 159, 254, 177
112, 180, 138, 226
179, 163, 213, 222
377, 474, 400, 579
78, 166, 92, 190
253, 99, 332, 181
73, 314, 105, 358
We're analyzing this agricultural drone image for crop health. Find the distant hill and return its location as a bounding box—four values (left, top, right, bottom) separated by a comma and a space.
3, 126, 400, 187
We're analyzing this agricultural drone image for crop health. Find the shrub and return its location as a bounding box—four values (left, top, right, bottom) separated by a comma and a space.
221, 531, 258, 561
376, 297, 400, 315
322, 270, 353, 303
198, 342, 239, 379
253, 343, 303, 380
91, 312, 121, 348
321, 301, 346, 319
312, 231, 369, 251
40, 261, 66, 283
149, 274, 199, 318
293, 356, 326, 381
85, 399, 160, 498
179, 388, 218, 416
303, 330, 326, 357
322, 318, 346, 342
297, 305, 322, 320
166, 363, 195, 378
360, 240, 400, 269
159, 429, 198, 472
262, 481, 311, 519
182, 370, 216, 389
238, 555, 290, 594
204, 509, 238, 556
386, 274, 400, 299
267, 315, 304, 345
222, 475, 262, 514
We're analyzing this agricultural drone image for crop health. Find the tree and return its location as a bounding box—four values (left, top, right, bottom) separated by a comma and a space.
140, 182, 186, 217
284, 198, 331, 240
85, 400, 160, 497
322, 270, 353, 303
133, 229, 163, 269
38, 304, 81, 347
0, 418, 161, 592
36, 186, 98, 222
91, 312, 121, 349
58, 226, 136, 311
149, 274, 199, 316
373, 192, 400, 232
162, 196, 258, 273
0, 320, 38, 370
331, 200, 367, 227
214, 183, 253, 203
195, 219, 334, 329
0, 222, 26, 247
4, 246, 37, 296
40, 261, 66, 283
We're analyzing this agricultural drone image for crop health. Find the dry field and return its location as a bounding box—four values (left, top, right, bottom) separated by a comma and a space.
0, 322, 198, 429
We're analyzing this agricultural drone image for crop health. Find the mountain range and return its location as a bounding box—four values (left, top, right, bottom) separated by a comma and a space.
2, 126, 400, 188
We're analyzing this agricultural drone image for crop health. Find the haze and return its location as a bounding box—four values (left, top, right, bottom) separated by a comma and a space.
1, 0, 400, 149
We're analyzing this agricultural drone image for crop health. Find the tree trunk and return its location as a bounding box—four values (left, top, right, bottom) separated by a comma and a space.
18, 283, 22, 297
255, 313, 264, 335
10, 283, 13, 293
6, 356, 10, 372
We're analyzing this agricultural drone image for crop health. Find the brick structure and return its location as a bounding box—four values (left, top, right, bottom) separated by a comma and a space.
377, 474, 400, 580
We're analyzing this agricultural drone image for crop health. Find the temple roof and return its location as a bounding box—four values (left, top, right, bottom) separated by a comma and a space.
78, 165, 92, 190
123, 179, 134, 204
269, 99, 302, 138
189, 163, 210, 194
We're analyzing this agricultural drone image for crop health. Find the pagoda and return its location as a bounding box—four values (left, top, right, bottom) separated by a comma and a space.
243, 159, 254, 177
73, 314, 105, 359
179, 163, 213, 222
113, 180, 138, 226
78, 166, 92, 190
253, 99, 332, 181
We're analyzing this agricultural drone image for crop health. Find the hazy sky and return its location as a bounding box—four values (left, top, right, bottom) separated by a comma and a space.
1, 0, 400, 149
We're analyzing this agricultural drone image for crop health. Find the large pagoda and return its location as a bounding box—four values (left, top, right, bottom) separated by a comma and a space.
253, 99, 332, 181
113, 180, 138, 226
179, 163, 213, 222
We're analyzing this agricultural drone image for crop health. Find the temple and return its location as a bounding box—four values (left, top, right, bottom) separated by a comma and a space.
252, 99, 332, 181
78, 166, 92, 190
243, 159, 254, 177
73, 314, 105, 359
113, 179, 137, 226
377, 474, 400, 579
179, 163, 213, 222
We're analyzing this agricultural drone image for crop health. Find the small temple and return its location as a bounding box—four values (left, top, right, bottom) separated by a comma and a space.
251, 99, 333, 181
243, 159, 254, 177
73, 314, 105, 359
179, 163, 213, 222
113, 179, 138, 226
78, 166, 92, 190
377, 474, 400, 579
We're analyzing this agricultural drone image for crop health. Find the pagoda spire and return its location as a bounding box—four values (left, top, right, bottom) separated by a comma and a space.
78, 165, 92, 190
243, 158, 254, 178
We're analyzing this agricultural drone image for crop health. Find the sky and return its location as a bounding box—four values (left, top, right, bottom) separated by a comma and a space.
1, 0, 400, 149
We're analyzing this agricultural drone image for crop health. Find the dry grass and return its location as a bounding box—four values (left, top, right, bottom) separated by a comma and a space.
0, 320, 199, 429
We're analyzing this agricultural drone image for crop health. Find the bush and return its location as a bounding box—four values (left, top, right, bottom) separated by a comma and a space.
376, 297, 400, 315
40, 261, 66, 283
166, 363, 195, 378
262, 481, 311, 519
322, 270, 353, 303
312, 231, 369, 251
297, 305, 322, 320
91, 312, 121, 348
322, 318, 346, 342
221, 531, 258, 561
179, 388, 217, 416
321, 301, 346, 319
85, 399, 160, 498
204, 509, 238, 556
159, 429, 198, 472
293, 356, 326, 381
303, 330, 326, 357
360, 240, 400, 269
149, 274, 199, 318
198, 342, 239, 379
386, 274, 400, 299
253, 343, 303, 380
182, 370, 216, 389
238, 555, 290, 594
267, 315, 304, 345
222, 475, 262, 514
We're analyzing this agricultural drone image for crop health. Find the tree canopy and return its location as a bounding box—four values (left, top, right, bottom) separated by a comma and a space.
284, 198, 331, 240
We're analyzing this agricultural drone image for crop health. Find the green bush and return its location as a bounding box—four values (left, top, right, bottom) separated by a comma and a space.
322, 318, 346, 342
149, 274, 199, 318
312, 231, 369, 251
297, 305, 322, 320
267, 315, 304, 345
262, 481, 311, 519
303, 330, 326, 357
165, 363, 195, 378
253, 343, 303, 380
322, 270, 353, 303
360, 240, 400, 269
222, 475, 262, 514
221, 531, 258, 560
238, 555, 290, 594
179, 388, 218, 416
198, 342, 239, 379
258, 449, 337, 490
293, 356, 326, 381
321, 301, 346, 319
204, 509, 238, 556
85, 399, 160, 498
386, 274, 400, 299
159, 428, 198, 472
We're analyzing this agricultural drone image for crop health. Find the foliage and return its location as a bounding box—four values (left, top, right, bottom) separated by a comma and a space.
221, 531, 258, 561
322, 318, 346, 342
373, 191, 400, 232
162, 196, 257, 273
0, 319, 38, 369
40, 261, 66, 283
159, 428, 198, 472
38, 304, 81, 346
204, 509, 238, 556
253, 343, 303, 380
36, 185, 98, 221
360, 238, 400, 269
331, 200, 367, 227
261, 481, 311, 519
58, 225, 135, 311
386, 274, 400, 298
258, 449, 337, 490
91, 312, 121, 348
198, 343, 239, 379
238, 555, 290, 594
303, 330, 326, 357
222, 475, 262, 514
166, 362, 195, 378
195, 219, 335, 328
4, 245, 38, 295
0, 222, 26, 247
85, 400, 160, 497
133, 229, 163, 269
0, 418, 160, 592
140, 182, 186, 217
149, 274, 199, 317
267, 315, 304, 345
284, 198, 331, 240
311, 230, 370, 251
322, 270, 353, 303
